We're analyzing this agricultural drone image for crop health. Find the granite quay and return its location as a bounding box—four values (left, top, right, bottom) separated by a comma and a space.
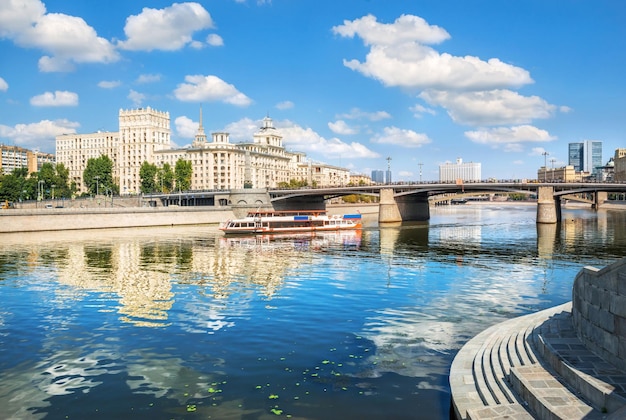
450, 258, 626, 420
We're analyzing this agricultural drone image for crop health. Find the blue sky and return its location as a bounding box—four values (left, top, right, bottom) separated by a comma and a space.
1, 0, 625, 181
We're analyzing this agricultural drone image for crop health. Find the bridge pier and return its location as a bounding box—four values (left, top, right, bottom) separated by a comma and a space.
537, 186, 559, 224
378, 188, 430, 223
378, 188, 402, 224
593, 191, 608, 209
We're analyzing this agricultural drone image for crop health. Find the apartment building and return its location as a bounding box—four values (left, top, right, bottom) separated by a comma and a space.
56, 107, 350, 194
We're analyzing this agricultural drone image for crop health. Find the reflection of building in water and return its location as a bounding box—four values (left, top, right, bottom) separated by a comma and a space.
38, 229, 362, 327
55, 242, 175, 327
437, 224, 481, 243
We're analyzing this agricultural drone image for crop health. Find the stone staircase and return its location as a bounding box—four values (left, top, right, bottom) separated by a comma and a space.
450, 302, 626, 419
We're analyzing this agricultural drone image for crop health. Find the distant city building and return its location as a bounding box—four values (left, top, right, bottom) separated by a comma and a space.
537, 165, 587, 182
597, 158, 615, 182
56, 106, 350, 194
614, 149, 626, 182
568, 143, 583, 172
568, 140, 602, 177
439, 158, 481, 182
349, 173, 372, 185
371, 170, 385, 183
56, 131, 119, 192
0, 144, 55, 175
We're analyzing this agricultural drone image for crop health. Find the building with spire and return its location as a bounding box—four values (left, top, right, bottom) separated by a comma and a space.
56, 106, 351, 194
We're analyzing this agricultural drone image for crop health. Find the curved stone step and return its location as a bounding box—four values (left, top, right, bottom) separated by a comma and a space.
451, 304, 574, 420
510, 364, 604, 420
532, 304, 626, 415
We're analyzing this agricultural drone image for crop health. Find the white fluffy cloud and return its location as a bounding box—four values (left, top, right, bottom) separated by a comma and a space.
224, 118, 379, 159
128, 89, 145, 107
410, 104, 436, 118
98, 80, 121, 89
336, 108, 391, 121
175, 116, 198, 139
328, 120, 358, 135
333, 14, 532, 91
465, 125, 556, 146
136, 74, 161, 84
332, 13, 562, 154
30, 90, 78, 107
0, 119, 79, 151
0, 77, 7, 91
0, 0, 119, 72
119, 2, 214, 51
333, 14, 450, 46
278, 120, 379, 158
371, 126, 432, 148
206, 33, 224, 47
275, 100, 294, 110
174, 75, 252, 106
420, 89, 556, 126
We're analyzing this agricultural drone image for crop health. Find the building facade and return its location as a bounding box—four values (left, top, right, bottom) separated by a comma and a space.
0, 144, 55, 175
614, 149, 626, 182
439, 158, 481, 182
568, 140, 603, 177
56, 131, 118, 191
537, 165, 587, 182
56, 107, 350, 194
371, 170, 385, 183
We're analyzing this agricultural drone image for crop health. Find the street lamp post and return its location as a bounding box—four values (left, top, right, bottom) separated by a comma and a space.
94, 176, 100, 196
542, 151, 549, 181
38, 180, 44, 207
418, 162, 423, 183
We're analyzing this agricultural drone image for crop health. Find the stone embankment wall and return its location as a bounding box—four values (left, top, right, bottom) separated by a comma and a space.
0, 207, 235, 233
572, 257, 626, 370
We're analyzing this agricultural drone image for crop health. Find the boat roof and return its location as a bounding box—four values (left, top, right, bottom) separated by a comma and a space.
246, 210, 327, 217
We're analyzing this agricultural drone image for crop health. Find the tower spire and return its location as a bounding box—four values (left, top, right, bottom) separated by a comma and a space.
198, 105, 205, 136
192, 105, 207, 147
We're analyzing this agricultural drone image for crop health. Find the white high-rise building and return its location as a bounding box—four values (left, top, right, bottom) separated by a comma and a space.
118, 107, 170, 194
439, 158, 481, 182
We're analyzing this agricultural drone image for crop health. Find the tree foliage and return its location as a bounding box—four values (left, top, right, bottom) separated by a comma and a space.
277, 179, 311, 189
174, 159, 192, 191
0, 163, 74, 202
139, 162, 159, 193
83, 155, 117, 195
158, 163, 174, 193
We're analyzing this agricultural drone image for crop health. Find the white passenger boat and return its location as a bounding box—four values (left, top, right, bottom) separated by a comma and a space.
219, 209, 362, 235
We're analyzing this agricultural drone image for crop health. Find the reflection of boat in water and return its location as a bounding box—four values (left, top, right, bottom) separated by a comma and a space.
219, 229, 362, 251
219, 210, 362, 235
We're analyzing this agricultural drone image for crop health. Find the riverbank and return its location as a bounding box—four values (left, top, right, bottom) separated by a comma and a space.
2, 200, 624, 234
0, 206, 234, 233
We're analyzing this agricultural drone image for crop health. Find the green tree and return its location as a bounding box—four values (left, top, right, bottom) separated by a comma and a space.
277, 179, 309, 189
139, 161, 159, 193
174, 158, 192, 191
158, 163, 174, 193
0, 168, 29, 202
54, 162, 72, 198
83, 155, 117, 195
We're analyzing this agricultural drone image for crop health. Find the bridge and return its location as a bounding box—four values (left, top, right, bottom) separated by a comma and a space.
146, 181, 626, 224
267, 181, 626, 224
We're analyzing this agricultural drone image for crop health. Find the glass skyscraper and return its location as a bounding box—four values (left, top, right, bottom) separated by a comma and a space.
568, 141, 602, 176
371, 170, 385, 183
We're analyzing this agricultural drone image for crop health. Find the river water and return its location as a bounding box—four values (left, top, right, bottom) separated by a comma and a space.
1, 203, 625, 420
